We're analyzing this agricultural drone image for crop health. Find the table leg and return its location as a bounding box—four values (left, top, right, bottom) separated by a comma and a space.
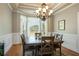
60, 43, 61, 56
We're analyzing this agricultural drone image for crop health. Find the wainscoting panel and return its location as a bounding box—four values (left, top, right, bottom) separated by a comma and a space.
53, 32, 79, 53
76, 35, 79, 52
12, 33, 21, 44
0, 34, 13, 54
0, 32, 79, 55
0, 33, 22, 55
62, 34, 79, 53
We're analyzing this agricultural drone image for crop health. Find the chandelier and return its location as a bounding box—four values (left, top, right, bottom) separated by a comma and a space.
36, 3, 53, 21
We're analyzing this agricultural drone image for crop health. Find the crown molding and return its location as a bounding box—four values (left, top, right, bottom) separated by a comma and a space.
7, 3, 76, 17
7, 3, 13, 11
54, 3, 76, 15
16, 9, 36, 17
52, 3, 63, 10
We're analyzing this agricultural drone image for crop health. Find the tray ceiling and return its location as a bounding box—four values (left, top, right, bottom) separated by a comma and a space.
10, 3, 72, 16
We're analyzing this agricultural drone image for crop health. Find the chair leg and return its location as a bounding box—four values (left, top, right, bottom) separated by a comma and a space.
54, 49, 56, 56
60, 47, 61, 56
60, 43, 62, 56
32, 50, 35, 56
23, 49, 25, 56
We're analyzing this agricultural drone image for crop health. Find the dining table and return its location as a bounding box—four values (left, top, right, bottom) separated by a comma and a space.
25, 35, 64, 56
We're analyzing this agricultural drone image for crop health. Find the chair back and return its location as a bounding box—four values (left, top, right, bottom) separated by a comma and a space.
40, 36, 54, 55
55, 34, 63, 41
20, 34, 26, 56
54, 34, 63, 56
21, 34, 26, 45
35, 33, 41, 39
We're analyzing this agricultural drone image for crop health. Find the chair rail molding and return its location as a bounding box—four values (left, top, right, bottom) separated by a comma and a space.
7, 3, 13, 11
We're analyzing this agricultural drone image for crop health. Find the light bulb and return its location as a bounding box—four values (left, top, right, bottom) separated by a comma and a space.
50, 10, 53, 14
36, 10, 39, 13
43, 8, 46, 12
38, 8, 41, 11
49, 13, 51, 15
46, 6, 48, 9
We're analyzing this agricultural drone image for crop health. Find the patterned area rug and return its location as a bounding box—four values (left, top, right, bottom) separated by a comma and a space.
25, 50, 65, 56
25, 51, 33, 56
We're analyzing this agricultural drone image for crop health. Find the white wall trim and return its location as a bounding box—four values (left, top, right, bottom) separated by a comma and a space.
52, 3, 62, 10
12, 33, 22, 44
0, 33, 13, 54
54, 3, 76, 15
52, 32, 79, 53
7, 3, 13, 11
0, 32, 79, 54
0, 33, 21, 55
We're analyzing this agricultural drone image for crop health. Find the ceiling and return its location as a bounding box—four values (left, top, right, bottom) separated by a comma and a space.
10, 3, 72, 16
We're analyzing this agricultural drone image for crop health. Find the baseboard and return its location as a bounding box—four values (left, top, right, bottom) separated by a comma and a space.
0, 33, 22, 55
5, 44, 13, 56
13, 43, 22, 46
5, 43, 23, 56
62, 46, 79, 56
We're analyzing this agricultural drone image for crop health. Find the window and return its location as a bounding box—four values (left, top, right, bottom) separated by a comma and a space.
20, 15, 48, 36
27, 17, 40, 36
20, 15, 27, 34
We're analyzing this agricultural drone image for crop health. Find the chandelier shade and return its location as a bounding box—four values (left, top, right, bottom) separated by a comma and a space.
36, 3, 53, 21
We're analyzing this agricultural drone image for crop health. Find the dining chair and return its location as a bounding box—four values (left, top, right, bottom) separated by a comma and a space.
21, 34, 26, 56
0, 43, 4, 56
38, 36, 55, 56
54, 34, 63, 56
35, 33, 41, 39
21, 34, 35, 56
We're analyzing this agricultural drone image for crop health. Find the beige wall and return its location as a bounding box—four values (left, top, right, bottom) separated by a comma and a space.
54, 4, 79, 34
12, 12, 20, 33
47, 15, 54, 32
0, 3, 12, 36
77, 12, 79, 34
53, 4, 79, 52
0, 4, 12, 53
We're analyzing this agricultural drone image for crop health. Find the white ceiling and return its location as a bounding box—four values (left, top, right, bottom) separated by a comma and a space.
10, 3, 72, 16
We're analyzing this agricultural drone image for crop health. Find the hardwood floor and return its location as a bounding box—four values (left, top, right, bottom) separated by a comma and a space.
61, 47, 79, 56
5, 44, 79, 56
5, 44, 23, 56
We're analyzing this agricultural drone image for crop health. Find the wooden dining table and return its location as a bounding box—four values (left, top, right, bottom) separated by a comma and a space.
25, 36, 64, 56
25, 36, 63, 45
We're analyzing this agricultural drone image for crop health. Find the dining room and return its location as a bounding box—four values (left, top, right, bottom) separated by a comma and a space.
0, 3, 79, 56
18, 3, 64, 56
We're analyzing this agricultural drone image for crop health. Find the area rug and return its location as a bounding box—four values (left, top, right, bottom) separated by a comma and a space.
25, 51, 65, 56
